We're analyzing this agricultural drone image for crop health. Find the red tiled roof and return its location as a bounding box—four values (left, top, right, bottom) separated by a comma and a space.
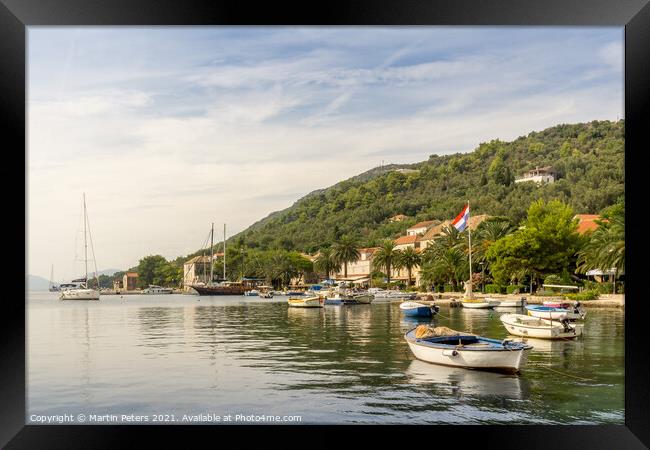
575, 214, 605, 234
394, 235, 418, 245
358, 247, 380, 254
418, 214, 491, 241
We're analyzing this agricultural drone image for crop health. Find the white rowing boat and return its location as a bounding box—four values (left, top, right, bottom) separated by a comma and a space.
404, 326, 532, 374
461, 298, 499, 309
500, 313, 583, 339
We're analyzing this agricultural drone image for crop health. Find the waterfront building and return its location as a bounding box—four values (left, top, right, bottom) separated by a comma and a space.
331, 247, 378, 283
122, 272, 139, 291
394, 234, 420, 251
406, 220, 438, 236
514, 166, 556, 184
416, 214, 490, 251
182, 255, 212, 291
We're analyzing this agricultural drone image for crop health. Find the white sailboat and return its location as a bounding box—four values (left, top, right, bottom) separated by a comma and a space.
60, 194, 100, 301
48, 264, 60, 292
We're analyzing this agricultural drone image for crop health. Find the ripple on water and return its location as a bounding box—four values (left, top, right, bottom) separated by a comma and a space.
27, 294, 625, 424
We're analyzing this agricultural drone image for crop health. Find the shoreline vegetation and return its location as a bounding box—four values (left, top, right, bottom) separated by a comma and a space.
76, 120, 624, 302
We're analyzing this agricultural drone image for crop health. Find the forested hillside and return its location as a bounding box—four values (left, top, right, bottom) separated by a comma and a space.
231, 120, 624, 252
230, 120, 624, 254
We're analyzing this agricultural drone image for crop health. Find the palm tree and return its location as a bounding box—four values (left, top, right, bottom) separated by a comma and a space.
333, 236, 360, 278
437, 225, 466, 252
421, 229, 469, 291
474, 219, 516, 269
314, 247, 340, 279
576, 209, 624, 291
397, 246, 421, 286
372, 240, 400, 284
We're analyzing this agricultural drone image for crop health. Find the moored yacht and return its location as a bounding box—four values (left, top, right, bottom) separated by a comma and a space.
60, 194, 100, 301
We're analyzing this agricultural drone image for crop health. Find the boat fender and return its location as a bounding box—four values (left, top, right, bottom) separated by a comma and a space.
442, 349, 458, 357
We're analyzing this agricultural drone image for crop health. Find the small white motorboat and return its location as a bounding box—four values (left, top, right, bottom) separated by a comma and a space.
493, 297, 526, 308
244, 289, 260, 296
461, 298, 499, 309
525, 303, 586, 321
373, 290, 416, 300
347, 293, 374, 304
142, 285, 173, 294
287, 296, 324, 308
500, 313, 583, 339
404, 325, 532, 373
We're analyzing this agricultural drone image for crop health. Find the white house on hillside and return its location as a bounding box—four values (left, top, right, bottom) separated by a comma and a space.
514, 166, 556, 184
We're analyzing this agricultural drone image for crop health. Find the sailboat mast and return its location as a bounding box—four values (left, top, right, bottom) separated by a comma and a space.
83, 193, 88, 284
210, 223, 214, 285
49, 264, 54, 289
223, 223, 226, 280
467, 200, 472, 278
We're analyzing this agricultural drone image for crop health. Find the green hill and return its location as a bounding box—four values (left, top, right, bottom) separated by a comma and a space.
230, 120, 623, 254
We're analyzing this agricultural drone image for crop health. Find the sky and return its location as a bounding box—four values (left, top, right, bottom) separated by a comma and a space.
27, 27, 623, 281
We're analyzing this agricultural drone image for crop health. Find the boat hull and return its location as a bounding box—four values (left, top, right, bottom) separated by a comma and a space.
59, 289, 100, 300
461, 299, 498, 309
500, 313, 583, 339
374, 291, 416, 300
400, 301, 437, 317
493, 298, 525, 307
525, 305, 585, 321
324, 298, 344, 305
190, 285, 248, 296
404, 329, 531, 373
287, 296, 324, 308
542, 301, 571, 308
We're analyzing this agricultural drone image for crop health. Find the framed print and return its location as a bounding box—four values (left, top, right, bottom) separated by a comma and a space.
3, 0, 649, 448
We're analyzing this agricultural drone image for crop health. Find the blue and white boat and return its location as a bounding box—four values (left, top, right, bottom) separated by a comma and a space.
286, 290, 305, 296
400, 301, 440, 317
405, 326, 533, 373
525, 303, 585, 320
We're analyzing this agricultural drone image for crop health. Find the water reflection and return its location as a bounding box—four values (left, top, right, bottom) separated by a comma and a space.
405, 359, 529, 400
27, 293, 624, 424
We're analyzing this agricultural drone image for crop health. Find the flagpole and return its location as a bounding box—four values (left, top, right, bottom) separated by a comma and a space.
467, 200, 472, 292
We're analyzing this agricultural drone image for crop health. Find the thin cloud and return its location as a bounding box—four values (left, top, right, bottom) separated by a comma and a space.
27, 27, 623, 280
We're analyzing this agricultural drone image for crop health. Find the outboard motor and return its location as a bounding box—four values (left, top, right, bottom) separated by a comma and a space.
573, 301, 582, 314
560, 318, 572, 333
521, 297, 527, 306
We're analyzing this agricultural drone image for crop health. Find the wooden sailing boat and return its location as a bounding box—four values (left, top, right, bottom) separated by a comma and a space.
60, 194, 100, 300
190, 223, 248, 296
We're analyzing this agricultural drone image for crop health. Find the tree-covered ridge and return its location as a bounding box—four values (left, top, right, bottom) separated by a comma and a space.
232, 120, 624, 253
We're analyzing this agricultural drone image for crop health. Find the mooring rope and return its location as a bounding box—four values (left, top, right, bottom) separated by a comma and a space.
538, 365, 595, 382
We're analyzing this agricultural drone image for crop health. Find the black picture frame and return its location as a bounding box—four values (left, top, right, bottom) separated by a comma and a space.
4, 0, 649, 448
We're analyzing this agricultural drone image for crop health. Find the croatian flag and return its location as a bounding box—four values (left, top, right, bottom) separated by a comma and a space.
452, 204, 470, 232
